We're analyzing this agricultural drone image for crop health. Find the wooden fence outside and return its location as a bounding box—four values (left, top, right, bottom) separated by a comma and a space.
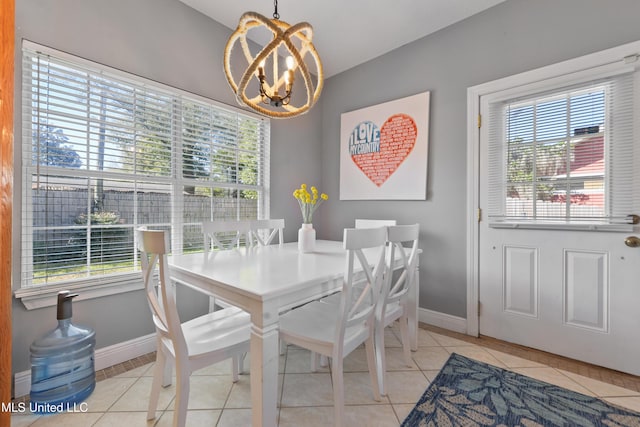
31, 189, 258, 258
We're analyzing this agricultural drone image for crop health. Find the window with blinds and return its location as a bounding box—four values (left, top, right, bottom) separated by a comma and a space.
487, 72, 637, 227
21, 41, 270, 290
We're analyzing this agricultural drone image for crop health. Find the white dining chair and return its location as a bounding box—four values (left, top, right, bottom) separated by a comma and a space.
248, 218, 284, 246
279, 227, 386, 427
374, 223, 420, 396
202, 220, 252, 311
202, 220, 252, 251
320, 219, 396, 306
355, 218, 397, 228
138, 228, 250, 427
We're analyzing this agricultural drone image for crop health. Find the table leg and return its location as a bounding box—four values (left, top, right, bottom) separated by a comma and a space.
250, 304, 280, 427
408, 266, 419, 351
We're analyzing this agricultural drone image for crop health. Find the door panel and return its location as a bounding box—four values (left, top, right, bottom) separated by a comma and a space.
564, 249, 608, 331
503, 245, 538, 317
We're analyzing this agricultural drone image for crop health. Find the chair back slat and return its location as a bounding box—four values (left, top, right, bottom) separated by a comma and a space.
248, 219, 284, 246
137, 228, 188, 359
202, 220, 252, 251
381, 224, 420, 310
337, 227, 387, 338
140, 251, 168, 335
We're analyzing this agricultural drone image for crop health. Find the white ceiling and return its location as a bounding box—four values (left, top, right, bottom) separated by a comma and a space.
178, 0, 507, 77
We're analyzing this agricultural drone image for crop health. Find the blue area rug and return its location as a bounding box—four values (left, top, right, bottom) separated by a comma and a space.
401, 353, 640, 427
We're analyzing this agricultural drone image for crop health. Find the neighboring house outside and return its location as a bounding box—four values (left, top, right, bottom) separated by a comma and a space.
549, 128, 604, 210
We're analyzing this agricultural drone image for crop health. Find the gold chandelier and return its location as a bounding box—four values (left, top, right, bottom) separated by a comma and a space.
223, 0, 324, 119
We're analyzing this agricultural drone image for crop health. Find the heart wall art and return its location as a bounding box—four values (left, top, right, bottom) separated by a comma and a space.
339, 91, 430, 200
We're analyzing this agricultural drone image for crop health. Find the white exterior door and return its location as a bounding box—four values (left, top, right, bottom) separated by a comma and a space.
474, 48, 640, 376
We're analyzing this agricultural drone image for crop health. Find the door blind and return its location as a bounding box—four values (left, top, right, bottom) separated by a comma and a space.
487, 72, 637, 225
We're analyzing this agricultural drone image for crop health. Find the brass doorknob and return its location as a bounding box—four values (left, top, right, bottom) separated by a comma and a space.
624, 236, 640, 248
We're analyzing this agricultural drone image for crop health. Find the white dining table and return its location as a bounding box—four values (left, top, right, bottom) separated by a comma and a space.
168, 239, 419, 427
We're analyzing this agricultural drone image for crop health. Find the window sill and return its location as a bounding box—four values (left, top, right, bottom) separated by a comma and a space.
488, 221, 633, 232
15, 273, 143, 310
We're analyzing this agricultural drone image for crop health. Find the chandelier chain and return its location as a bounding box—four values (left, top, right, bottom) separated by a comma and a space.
273, 0, 279, 20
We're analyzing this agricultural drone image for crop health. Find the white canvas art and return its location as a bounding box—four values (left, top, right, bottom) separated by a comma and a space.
339, 91, 430, 200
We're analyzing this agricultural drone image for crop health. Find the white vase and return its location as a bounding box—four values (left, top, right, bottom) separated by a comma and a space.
298, 223, 316, 253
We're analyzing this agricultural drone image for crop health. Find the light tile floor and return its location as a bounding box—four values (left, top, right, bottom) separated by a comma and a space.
11, 324, 640, 426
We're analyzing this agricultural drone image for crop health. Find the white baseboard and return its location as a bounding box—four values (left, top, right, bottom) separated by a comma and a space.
93, 333, 156, 372
14, 333, 156, 399
418, 307, 467, 334
13, 371, 31, 401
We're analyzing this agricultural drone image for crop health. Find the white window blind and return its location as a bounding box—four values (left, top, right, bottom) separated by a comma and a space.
487, 72, 638, 226
21, 41, 270, 289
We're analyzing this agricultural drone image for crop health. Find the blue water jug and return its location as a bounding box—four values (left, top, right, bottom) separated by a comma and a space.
29, 291, 96, 413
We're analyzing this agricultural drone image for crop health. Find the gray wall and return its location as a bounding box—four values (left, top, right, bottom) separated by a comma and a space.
13, 0, 640, 375
317, 0, 640, 317
12, 0, 322, 373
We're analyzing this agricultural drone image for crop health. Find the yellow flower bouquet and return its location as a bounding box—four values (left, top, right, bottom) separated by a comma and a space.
293, 184, 328, 224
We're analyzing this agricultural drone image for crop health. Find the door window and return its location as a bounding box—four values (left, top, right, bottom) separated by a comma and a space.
487, 74, 636, 228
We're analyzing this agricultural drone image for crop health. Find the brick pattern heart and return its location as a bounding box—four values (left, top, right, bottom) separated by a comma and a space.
351, 113, 418, 187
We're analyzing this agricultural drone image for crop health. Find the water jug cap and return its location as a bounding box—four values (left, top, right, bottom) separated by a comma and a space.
57, 291, 78, 320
